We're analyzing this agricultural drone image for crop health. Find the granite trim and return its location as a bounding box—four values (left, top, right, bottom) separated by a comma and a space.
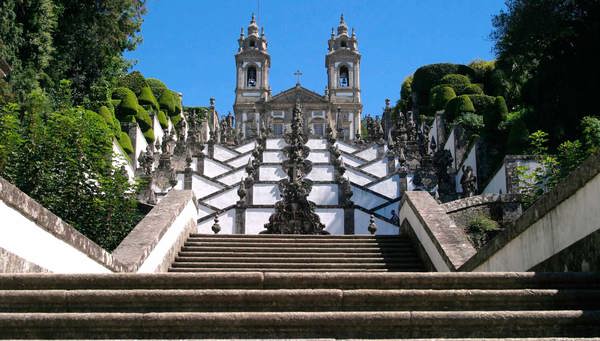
112, 190, 198, 272
0, 176, 125, 272
442, 194, 521, 213
399, 191, 477, 271
0, 246, 48, 273
459, 151, 600, 271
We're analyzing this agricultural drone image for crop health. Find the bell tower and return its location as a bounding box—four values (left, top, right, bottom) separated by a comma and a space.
325, 15, 362, 140
234, 14, 270, 139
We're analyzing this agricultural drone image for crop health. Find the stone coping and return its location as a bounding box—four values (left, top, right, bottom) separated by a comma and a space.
1, 176, 198, 273
400, 191, 476, 271
459, 151, 600, 271
112, 190, 197, 272
478, 154, 539, 192
0, 176, 126, 272
442, 194, 521, 213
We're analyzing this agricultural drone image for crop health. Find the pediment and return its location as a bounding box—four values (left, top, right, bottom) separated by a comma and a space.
268, 86, 328, 104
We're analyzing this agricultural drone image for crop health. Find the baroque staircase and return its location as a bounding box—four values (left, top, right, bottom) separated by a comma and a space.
169, 234, 426, 272
0, 272, 599, 338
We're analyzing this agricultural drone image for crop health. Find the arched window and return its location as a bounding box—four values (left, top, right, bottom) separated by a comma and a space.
249, 40, 256, 48
340, 40, 347, 48
247, 66, 257, 87
339, 66, 349, 88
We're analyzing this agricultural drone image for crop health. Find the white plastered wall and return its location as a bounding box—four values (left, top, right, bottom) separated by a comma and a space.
306, 165, 335, 181
204, 159, 232, 178
203, 187, 239, 210
368, 175, 401, 199
361, 159, 388, 177
355, 146, 378, 161
455, 144, 477, 193
213, 145, 239, 162
259, 165, 286, 181
198, 208, 236, 234
354, 210, 399, 235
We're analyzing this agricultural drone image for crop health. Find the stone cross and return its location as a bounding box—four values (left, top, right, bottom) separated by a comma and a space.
294, 69, 303, 85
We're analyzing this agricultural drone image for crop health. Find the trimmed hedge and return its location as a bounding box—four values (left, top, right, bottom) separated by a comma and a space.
170, 113, 182, 127
463, 83, 484, 95
112, 87, 139, 122
117, 71, 147, 95
147, 78, 168, 100
430, 85, 456, 111
138, 86, 159, 111
468, 94, 496, 114
157, 110, 169, 129
98, 105, 120, 136
118, 131, 134, 155
173, 92, 182, 114
445, 95, 475, 123
158, 89, 176, 115
135, 105, 153, 131
412, 63, 476, 95
439, 74, 471, 94
143, 128, 155, 143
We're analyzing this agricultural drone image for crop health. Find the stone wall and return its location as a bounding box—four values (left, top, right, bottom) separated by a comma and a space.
461, 151, 600, 272
443, 194, 522, 231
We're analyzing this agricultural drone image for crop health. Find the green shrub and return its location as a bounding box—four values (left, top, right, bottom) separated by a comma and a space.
467, 214, 500, 248
439, 74, 471, 94
137, 86, 159, 111
412, 63, 475, 95
399, 76, 413, 112
173, 92, 182, 114
112, 87, 139, 121
157, 110, 169, 129
455, 113, 484, 138
158, 89, 176, 115
463, 83, 484, 95
98, 105, 120, 136
507, 118, 530, 153
118, 131, 134, 155
170, 113, 182, 127
430, 85, 456, 111
135, 105, 153, 131
111, 99, 121, 108
445, 95, 475, 123
143, 128, 155, 143
468, 95, 496, 113
146, 78, 168, 100
117, 71, 147, 95
481, 96, 508, 134
468, 59, 495, 83
581, 116, 600, 154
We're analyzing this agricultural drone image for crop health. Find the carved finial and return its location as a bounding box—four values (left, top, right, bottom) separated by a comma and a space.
211, 213, 221, 234
250, 13, 256, 24
340, 13, 345, 24
368, 214, 377, 235
331, 27, 335, 37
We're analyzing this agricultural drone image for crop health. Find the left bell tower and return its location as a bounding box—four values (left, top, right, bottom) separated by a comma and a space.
233, 14, 270, 139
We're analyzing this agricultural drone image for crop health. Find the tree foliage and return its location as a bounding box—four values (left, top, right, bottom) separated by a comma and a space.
492, 0, 600, 145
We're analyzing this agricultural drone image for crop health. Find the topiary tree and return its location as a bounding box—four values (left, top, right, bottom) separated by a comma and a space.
158, 89, 176, 115
444, 95, 475, 123
137, 86, 159, 111
146, 78, 168, 100
170, 113, 182, 127
430, 85, 456, 111
112, 87, 139, 122
438, 74, 471, 94
157, 110, 169, 129
98, 105, 120, 137
399, 75, 413, 112
118, 131, 134, 155
463, 83, 484, 95
135, 105, 153, 131
117, 71, 147, 95
143, 128, 155, 143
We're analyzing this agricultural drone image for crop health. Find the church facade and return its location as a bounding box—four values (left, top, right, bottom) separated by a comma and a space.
233, 14, 363, 141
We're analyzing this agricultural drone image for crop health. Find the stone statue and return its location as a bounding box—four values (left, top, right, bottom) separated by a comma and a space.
460, 165, 477, 197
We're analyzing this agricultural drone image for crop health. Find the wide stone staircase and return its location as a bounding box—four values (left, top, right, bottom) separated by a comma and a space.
1, 272, 599, 339
169, 234, 426, 272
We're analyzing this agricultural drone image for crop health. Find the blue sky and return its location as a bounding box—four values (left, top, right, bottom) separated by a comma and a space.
126, 0, 506, 117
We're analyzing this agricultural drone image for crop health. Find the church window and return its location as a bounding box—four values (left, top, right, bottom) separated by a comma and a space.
273, 123, 284, 137
339, 66, 349, 88
247, 66, 257, 87
313, 123, 325, 137
341, 40, 347, 48
249, 40, 256, 48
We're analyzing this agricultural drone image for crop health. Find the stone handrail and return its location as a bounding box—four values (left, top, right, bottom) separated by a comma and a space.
399, 191, 476, 271
0, 175, 198, 273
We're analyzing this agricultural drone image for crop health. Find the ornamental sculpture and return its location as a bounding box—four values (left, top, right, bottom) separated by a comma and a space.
262, 101, 327, 235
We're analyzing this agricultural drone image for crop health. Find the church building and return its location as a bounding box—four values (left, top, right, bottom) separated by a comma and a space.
233, 14, 363, 141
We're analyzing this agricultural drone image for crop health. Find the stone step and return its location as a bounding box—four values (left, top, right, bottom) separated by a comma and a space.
180, 246, 413, 253
173, 256, 421, 264
185, 237, 409, 243
189, 234, 399, 239
3, 273, 599, 290
177, 251, 416, 258
2, 289, 598, 313
1, 311, 598, 339
183, 241, 413, 248
168, 268, 424, 273
169, 262, 421, 269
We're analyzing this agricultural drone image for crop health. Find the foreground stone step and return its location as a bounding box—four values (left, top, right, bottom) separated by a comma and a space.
2, 289, 598, 313
1, 311, 598, 339
183, 241, 412, 248
176, 251, 416, 258
173, 256, 421, 263
168, 268, 417, 273
189, 234, 397, 239
185, 237, 411, 243
3, 273, 600, 290
179, 246, 411, 253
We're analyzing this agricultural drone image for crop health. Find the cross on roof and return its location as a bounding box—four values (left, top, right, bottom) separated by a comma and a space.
294, 69, 303, 85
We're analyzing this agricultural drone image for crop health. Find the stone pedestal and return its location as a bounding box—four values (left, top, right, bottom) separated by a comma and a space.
235, 205, 246, 234
344, 207, 355, 235
196, 155, 205, 176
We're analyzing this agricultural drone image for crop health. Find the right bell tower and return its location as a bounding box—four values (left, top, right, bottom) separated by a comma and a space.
325, 14, 362, 140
